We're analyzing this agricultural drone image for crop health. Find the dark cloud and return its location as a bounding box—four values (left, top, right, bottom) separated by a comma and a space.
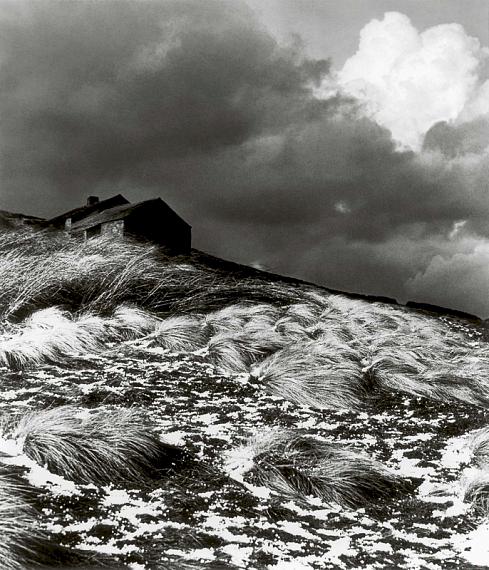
0, 0, 330, 210
1, 0, 489, 316
423, 119, 489, 158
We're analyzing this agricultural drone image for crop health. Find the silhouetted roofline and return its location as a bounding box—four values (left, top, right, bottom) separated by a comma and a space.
70, 198, 191, 232
47, 194, 129, 226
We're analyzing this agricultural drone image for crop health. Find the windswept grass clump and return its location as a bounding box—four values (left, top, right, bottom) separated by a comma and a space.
205, 303, 280, 335
206, 303, 285, 373
208, 330, 285, 374
0, 406, 191, 485
464, 474, 489, 515
150, 315, 209, 352
471, 427, 489, 469
460, 428, 489, 514
109, 304, 161, 339
251, 340, 366, 410
227, 431, 410, 508
249, 293, 489, 410
366, 329, 489, 407
0, 304, 166, 369
0, 465, 50, 570
280, 302, 324, 328
0, 307, 109, 369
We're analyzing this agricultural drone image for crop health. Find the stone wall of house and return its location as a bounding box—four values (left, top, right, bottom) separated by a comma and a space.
101, 220, 124, 237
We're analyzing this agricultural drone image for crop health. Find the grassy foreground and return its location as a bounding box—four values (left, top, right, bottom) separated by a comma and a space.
0, 229, 489, 568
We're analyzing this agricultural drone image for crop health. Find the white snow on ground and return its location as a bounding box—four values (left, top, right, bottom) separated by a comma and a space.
453, 521, 489, 566
0, 316, 489, 568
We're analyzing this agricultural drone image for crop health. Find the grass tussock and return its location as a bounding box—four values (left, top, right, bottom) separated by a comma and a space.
109, 304, 161, 339
250, 293, 489, 409
0, 307, 107, 369
0, 465, 46, 570
150, 315, 209, 352
470, 428, 489, 469
454, 429, 489, 515
0, 406, 191, 485
251, 340, 366, 410
0, 304, 164, 369
205, 303, 285, 373
229, 431, 410, 508
205, 303, 280, 334
464, 475, 489, 514
367, 335, 489, 407
208, 330, 285, 374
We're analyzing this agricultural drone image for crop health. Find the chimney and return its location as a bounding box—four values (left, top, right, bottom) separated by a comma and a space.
87, 196, 99, 206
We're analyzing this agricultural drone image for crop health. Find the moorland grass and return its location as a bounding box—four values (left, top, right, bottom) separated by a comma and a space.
227, 431, 410, 508
0, 305, 165, 369
251, 340, 367, 409
0, 466, 38, 570
0, 406, 191, 485
451, 428, 489, 515
0, 230, 303, 322
0, 307, 109, 369
3, 229, 489, 410
150, 315, 209, 352
208, 329, 285, 374
206, 303, 285, 373
471, 427, 489, 469
110, 304, 161, 339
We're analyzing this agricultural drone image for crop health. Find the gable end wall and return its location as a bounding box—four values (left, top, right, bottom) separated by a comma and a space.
101, 220, 124, 237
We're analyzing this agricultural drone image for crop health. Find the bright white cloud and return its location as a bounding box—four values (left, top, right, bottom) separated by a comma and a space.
331, 12, 489, 151
459, 79, 489, 122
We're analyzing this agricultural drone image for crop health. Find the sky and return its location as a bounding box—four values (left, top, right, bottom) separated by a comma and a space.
1, 1, 489, 316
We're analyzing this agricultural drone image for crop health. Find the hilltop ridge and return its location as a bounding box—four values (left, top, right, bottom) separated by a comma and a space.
0, 227, 488, 568
0, 206, 482, 321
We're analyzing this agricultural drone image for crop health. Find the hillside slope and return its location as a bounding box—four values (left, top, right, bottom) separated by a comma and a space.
0, 209, 44, 230
0, 229, 489, 569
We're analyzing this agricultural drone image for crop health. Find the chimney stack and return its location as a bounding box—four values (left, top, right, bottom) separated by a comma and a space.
87, 196, 99, 206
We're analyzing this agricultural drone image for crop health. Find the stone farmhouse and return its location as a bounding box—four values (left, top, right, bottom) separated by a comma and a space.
47, 195, 191, 254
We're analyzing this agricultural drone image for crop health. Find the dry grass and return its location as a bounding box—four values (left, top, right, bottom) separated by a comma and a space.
0, 305, 167, 369
451, 428, 489, 515
462, 427, 489, 515
228, 431, 409, 508
2, 230, 489, 410
109, 304, 161, 339
470, 428, 489, 469
0, 307, 108, 369
464, 474, 489, 514
0, 465, 45, 570
253, 292, 489, 410
205, 303, 280, 335
0, 231, 304, 324
205, 303, 286, 373
0, 406, 190, 485
149, 315, 209, 352
208, 330, 285, 374
251, 339, 366, 410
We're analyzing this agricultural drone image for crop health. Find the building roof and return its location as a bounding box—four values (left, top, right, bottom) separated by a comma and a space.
70, 198, 191, 232
47, 194, 129, 226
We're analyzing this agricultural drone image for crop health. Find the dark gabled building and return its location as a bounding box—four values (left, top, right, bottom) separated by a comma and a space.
57, 196, 191, 254
47, 194, 130, 230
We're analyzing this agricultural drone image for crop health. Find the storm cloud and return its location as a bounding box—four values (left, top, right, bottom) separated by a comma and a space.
1, 1, 489, 316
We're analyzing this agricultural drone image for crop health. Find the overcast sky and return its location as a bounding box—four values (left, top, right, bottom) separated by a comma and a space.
1, 0, 489, 316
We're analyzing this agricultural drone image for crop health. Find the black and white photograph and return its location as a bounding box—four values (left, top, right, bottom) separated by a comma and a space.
1, 0, 489, 568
